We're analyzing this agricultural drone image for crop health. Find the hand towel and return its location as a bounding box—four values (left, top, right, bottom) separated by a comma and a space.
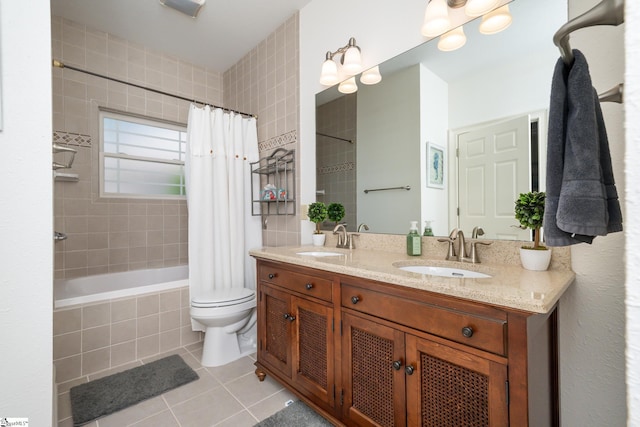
543, 49, 622, 246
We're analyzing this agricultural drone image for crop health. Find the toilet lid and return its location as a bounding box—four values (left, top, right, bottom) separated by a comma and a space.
191, 288, 255, 308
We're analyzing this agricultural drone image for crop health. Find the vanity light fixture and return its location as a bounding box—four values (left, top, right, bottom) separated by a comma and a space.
338, 77, 358, 94
479, 5, 513, 34
438, 26, 467, 51
422, 0, 451, 37
319, 37, 363, 86
360, 65, 382, 85
159, 0, 206, 18
462, 0, 500, 17
423, 0, 513, 51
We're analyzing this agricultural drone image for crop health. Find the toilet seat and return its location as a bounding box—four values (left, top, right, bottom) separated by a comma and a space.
191, 288, 255, 308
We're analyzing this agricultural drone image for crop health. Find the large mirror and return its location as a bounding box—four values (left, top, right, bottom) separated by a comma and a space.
315, 0, 566, 238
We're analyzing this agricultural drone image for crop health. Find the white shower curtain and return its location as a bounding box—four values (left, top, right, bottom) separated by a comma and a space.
185, 104, 262, 331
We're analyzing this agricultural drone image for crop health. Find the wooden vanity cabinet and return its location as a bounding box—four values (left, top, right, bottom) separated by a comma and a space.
254, 259, 559, 427
341, 283, 509, 427
255, 261, 338, 416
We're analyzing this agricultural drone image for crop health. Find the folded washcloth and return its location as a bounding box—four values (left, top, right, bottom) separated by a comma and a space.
544, 49, 623, 246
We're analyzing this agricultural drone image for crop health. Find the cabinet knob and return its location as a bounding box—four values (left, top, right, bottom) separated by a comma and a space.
268, 273, 277, 279
405, 365, 415, 375
305, 283, 314, 290
392, 360, 403, 371
351, 296, 360, 304
287, 315, 296, 322
461, 326, 474, 338
283, 313, 290, 320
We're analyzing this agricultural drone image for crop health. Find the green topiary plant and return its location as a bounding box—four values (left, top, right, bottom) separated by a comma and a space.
308, 202, 328, 234
327, 203, 345, 227
515, 191, 546, 249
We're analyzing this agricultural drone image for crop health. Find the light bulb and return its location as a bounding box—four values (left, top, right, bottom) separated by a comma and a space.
438, 26, 467, 52
479, 5, 513, 35
421, 0, 451, 37
319, 57, 338, 86
338, 77, 358, 94
464, 0, 500, 17
360, 66, 382, 85
342, 46, 362, 75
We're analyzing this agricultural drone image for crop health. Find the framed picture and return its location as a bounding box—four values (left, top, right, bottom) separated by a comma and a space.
427, 142, 445, 189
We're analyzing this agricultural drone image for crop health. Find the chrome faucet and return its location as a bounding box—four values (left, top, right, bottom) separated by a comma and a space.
439, 228, 491, 263
333, 224, 348, 249
454, 230, 470, 262
357, 223, 369, 233
438, 228, 459, 260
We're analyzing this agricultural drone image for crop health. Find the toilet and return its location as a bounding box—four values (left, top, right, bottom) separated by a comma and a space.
190, 287, 257, 367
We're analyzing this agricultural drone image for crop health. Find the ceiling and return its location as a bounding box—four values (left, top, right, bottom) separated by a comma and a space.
50, 0, 313, 72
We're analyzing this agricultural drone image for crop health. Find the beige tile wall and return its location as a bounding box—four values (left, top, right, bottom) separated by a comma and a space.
53, 13, 301, 278
316, 94, 357, 231
51, 16, 224, 278
53, 287, 200, 383
224, 13, 301, 247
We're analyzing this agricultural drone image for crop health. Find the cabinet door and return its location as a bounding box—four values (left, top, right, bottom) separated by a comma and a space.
405, 335, 508, 427
292, 296, 335, 408
342, 312, 407, 427
258, 283, 292, 378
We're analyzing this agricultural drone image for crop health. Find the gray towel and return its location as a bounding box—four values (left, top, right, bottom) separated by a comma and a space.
544, 49, 622, 246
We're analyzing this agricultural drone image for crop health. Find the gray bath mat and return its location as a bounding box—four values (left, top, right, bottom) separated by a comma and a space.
254, 400, 333, 426
69, 354, 198, 426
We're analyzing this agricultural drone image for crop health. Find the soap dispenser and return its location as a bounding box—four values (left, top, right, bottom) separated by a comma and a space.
406, 221, 421, 256
423, 220, 434, 236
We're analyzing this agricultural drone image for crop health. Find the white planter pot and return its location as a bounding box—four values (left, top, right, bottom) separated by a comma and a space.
312, 233, 326, 247
519, 247, 552, 271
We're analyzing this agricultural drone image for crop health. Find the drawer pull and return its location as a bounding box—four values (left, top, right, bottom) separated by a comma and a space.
392, 360, 403, 371
305, 283, 314, 290
351, 296, 360, 304
405, 365, 415, 375
268, 273, 277, 279
283, 313, 296, 322
461, 326, 474, 338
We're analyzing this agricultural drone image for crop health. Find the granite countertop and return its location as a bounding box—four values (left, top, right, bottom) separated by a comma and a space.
249, 245, 576, 314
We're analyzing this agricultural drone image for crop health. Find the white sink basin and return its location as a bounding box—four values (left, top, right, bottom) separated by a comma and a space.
297, 251, 344, 257
397, 265, 491, 279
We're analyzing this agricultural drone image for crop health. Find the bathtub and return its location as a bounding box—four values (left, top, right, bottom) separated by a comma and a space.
54, 265, 189, 308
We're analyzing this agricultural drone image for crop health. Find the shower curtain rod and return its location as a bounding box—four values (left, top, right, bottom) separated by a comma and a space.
316, 132, 353, 144
52, 60, 257, 119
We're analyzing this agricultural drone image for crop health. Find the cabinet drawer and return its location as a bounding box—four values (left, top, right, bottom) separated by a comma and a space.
259, 265, 333, 303
342, 284, 506, 355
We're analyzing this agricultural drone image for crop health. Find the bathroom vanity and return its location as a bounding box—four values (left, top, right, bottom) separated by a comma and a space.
251, 245, 574, 427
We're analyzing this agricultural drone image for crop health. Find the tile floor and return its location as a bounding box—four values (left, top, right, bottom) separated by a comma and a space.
56, 342, 299, 427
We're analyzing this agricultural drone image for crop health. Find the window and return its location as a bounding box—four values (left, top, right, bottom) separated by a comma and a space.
99, 109, 187, 199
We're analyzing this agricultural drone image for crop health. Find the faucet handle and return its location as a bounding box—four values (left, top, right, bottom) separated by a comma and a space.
438, 237, 457, 260
469, 240, 492, 263
347, 232, 360, 249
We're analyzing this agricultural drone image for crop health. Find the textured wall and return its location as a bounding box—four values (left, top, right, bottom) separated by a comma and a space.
626, 0, 640, 424
224, 14, 301, 246
51, 16, 225, 278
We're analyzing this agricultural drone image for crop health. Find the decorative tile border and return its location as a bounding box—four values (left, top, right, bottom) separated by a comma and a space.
318, 162, 355, 175
258, 130, 297, 152
53, 130, 92, 147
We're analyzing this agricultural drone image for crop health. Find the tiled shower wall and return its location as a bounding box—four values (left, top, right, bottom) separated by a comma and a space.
316, 94, 357, 231
51, 16, 224, 279
224, 14, 301, 247
53, 13, 301, 279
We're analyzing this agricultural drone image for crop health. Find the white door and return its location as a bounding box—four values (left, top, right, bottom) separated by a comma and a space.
457, 115, 531, 240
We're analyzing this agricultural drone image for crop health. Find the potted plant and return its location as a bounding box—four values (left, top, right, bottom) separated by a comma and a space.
308, 202, 328, 246
327, 203, 346, 228
515, 191, 551, 271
